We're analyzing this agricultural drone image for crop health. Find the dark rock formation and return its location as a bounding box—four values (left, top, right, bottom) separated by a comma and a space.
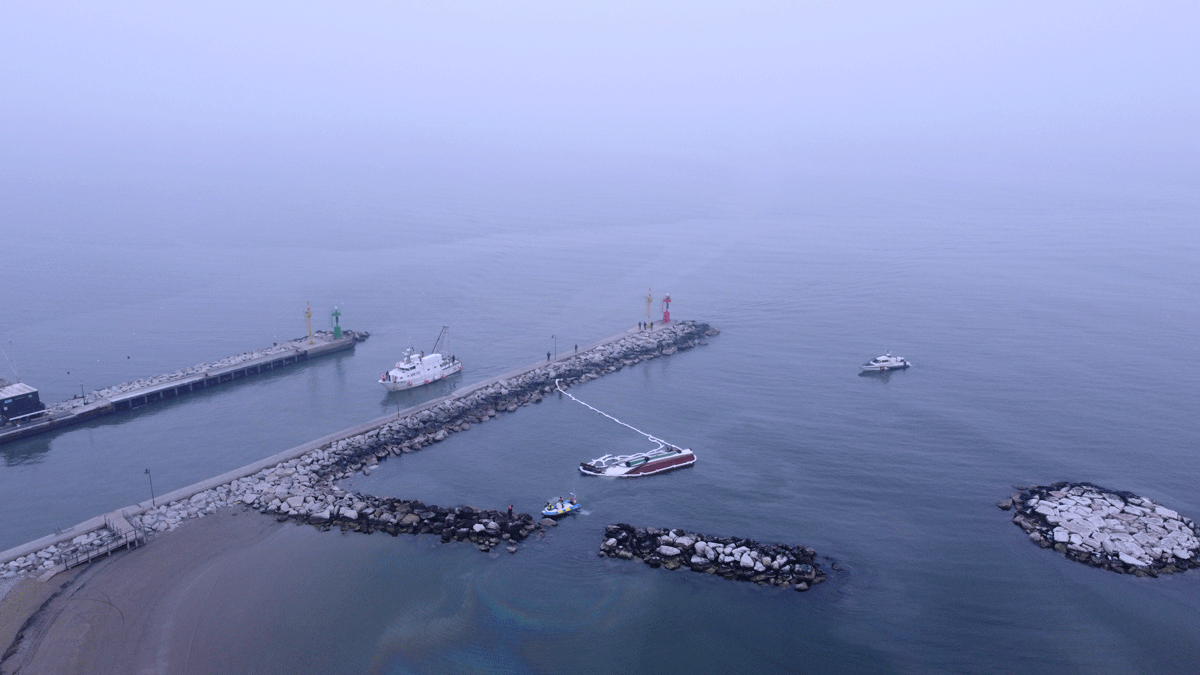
598, 523, 828, 592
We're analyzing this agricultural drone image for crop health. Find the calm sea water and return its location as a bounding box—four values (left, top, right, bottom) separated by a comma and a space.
2, 169, 1199, 674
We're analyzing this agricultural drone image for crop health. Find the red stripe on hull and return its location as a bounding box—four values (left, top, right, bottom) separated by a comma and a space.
624, 454, 695, 476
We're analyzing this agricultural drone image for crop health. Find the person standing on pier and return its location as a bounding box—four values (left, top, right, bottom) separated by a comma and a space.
547, 351, 551, 361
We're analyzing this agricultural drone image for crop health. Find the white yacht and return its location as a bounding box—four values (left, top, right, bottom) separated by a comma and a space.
861, 353, 910, 372
379, 327, 462, 391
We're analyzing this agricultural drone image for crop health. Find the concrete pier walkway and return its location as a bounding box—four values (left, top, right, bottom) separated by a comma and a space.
0, 331, 365, 447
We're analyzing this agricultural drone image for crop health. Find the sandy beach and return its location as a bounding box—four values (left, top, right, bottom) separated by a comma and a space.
0, 508, 285, 675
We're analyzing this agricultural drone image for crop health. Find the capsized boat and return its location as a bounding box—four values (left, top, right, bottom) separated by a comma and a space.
379, 326, 463, 391
542, 495, 581, 517
860, 352, 910, 372
580, 445, 695, 477
556, 378, 697, 478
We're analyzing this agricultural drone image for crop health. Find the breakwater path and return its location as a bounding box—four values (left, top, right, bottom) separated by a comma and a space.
1, 321, 715, 578
0, 330, 366, 446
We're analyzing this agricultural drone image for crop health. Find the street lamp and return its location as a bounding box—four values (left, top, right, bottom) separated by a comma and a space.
145, 468, 155, 507
552, 334, 557, 359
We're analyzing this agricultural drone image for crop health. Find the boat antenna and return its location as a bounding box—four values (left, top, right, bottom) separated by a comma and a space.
431, 326, 450, 356
0, 341, 18, 381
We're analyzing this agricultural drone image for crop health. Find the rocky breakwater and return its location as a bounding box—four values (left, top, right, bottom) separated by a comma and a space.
1002, 482, 1200, 576
137, 456, 550, 555
1, 530, 124, 579
299, 496, 544, 555
246, 322, 715, 552
599, 524, 828, 592
3, 322, 715, 576
296, 321, 716, 479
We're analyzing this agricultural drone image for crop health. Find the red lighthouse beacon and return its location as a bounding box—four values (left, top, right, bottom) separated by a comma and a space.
661, 293, 672, 324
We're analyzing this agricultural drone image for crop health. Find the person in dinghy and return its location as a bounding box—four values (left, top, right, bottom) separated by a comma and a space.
541, 493, 581, 517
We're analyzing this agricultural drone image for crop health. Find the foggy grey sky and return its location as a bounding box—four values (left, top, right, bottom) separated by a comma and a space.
2, 1, 1198, 188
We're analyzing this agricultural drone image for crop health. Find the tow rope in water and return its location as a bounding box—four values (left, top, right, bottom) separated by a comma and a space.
555, 379, 671, 449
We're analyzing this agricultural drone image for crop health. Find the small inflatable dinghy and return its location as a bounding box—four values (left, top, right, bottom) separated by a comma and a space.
542, 495, 581, 517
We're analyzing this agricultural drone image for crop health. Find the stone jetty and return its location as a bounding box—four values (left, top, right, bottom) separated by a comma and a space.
2, 321, 716, 578
1002, 482, 1200, 576
299, 495, 543, 554
598, 523, 828, 592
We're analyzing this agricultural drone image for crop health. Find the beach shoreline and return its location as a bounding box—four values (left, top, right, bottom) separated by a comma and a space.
0, 508, 284, 675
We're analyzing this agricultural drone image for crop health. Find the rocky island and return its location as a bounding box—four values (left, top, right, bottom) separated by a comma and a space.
1002, 482, 1200, 576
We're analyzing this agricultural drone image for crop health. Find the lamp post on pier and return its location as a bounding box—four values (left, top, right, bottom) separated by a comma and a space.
145, 468, 156, 507
552, 335, 557, 359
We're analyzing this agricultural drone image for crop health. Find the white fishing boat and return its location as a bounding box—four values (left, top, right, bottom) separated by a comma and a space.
379, 327, 462, 391
861, 352, 910, 372
579, 445, 695, 477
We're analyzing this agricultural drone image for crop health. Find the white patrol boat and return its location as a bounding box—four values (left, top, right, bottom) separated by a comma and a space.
379, 327, 463, 391
861, 352, 911, 372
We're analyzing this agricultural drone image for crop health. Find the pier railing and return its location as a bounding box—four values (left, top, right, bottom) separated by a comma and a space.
59, 515, 147, 571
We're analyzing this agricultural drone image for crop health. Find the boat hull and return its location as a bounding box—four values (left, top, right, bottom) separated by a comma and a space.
861, 353, 910, 371
379, 361, 462, 391
579, 450, 696, 477
860, 362, 909, 372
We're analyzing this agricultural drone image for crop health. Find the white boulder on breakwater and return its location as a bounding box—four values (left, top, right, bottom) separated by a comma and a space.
1004, 482, 1200, 576
4, 321, 716, 578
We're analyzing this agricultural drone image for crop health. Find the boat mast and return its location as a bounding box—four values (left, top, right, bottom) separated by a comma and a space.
431, 326, 450, 356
